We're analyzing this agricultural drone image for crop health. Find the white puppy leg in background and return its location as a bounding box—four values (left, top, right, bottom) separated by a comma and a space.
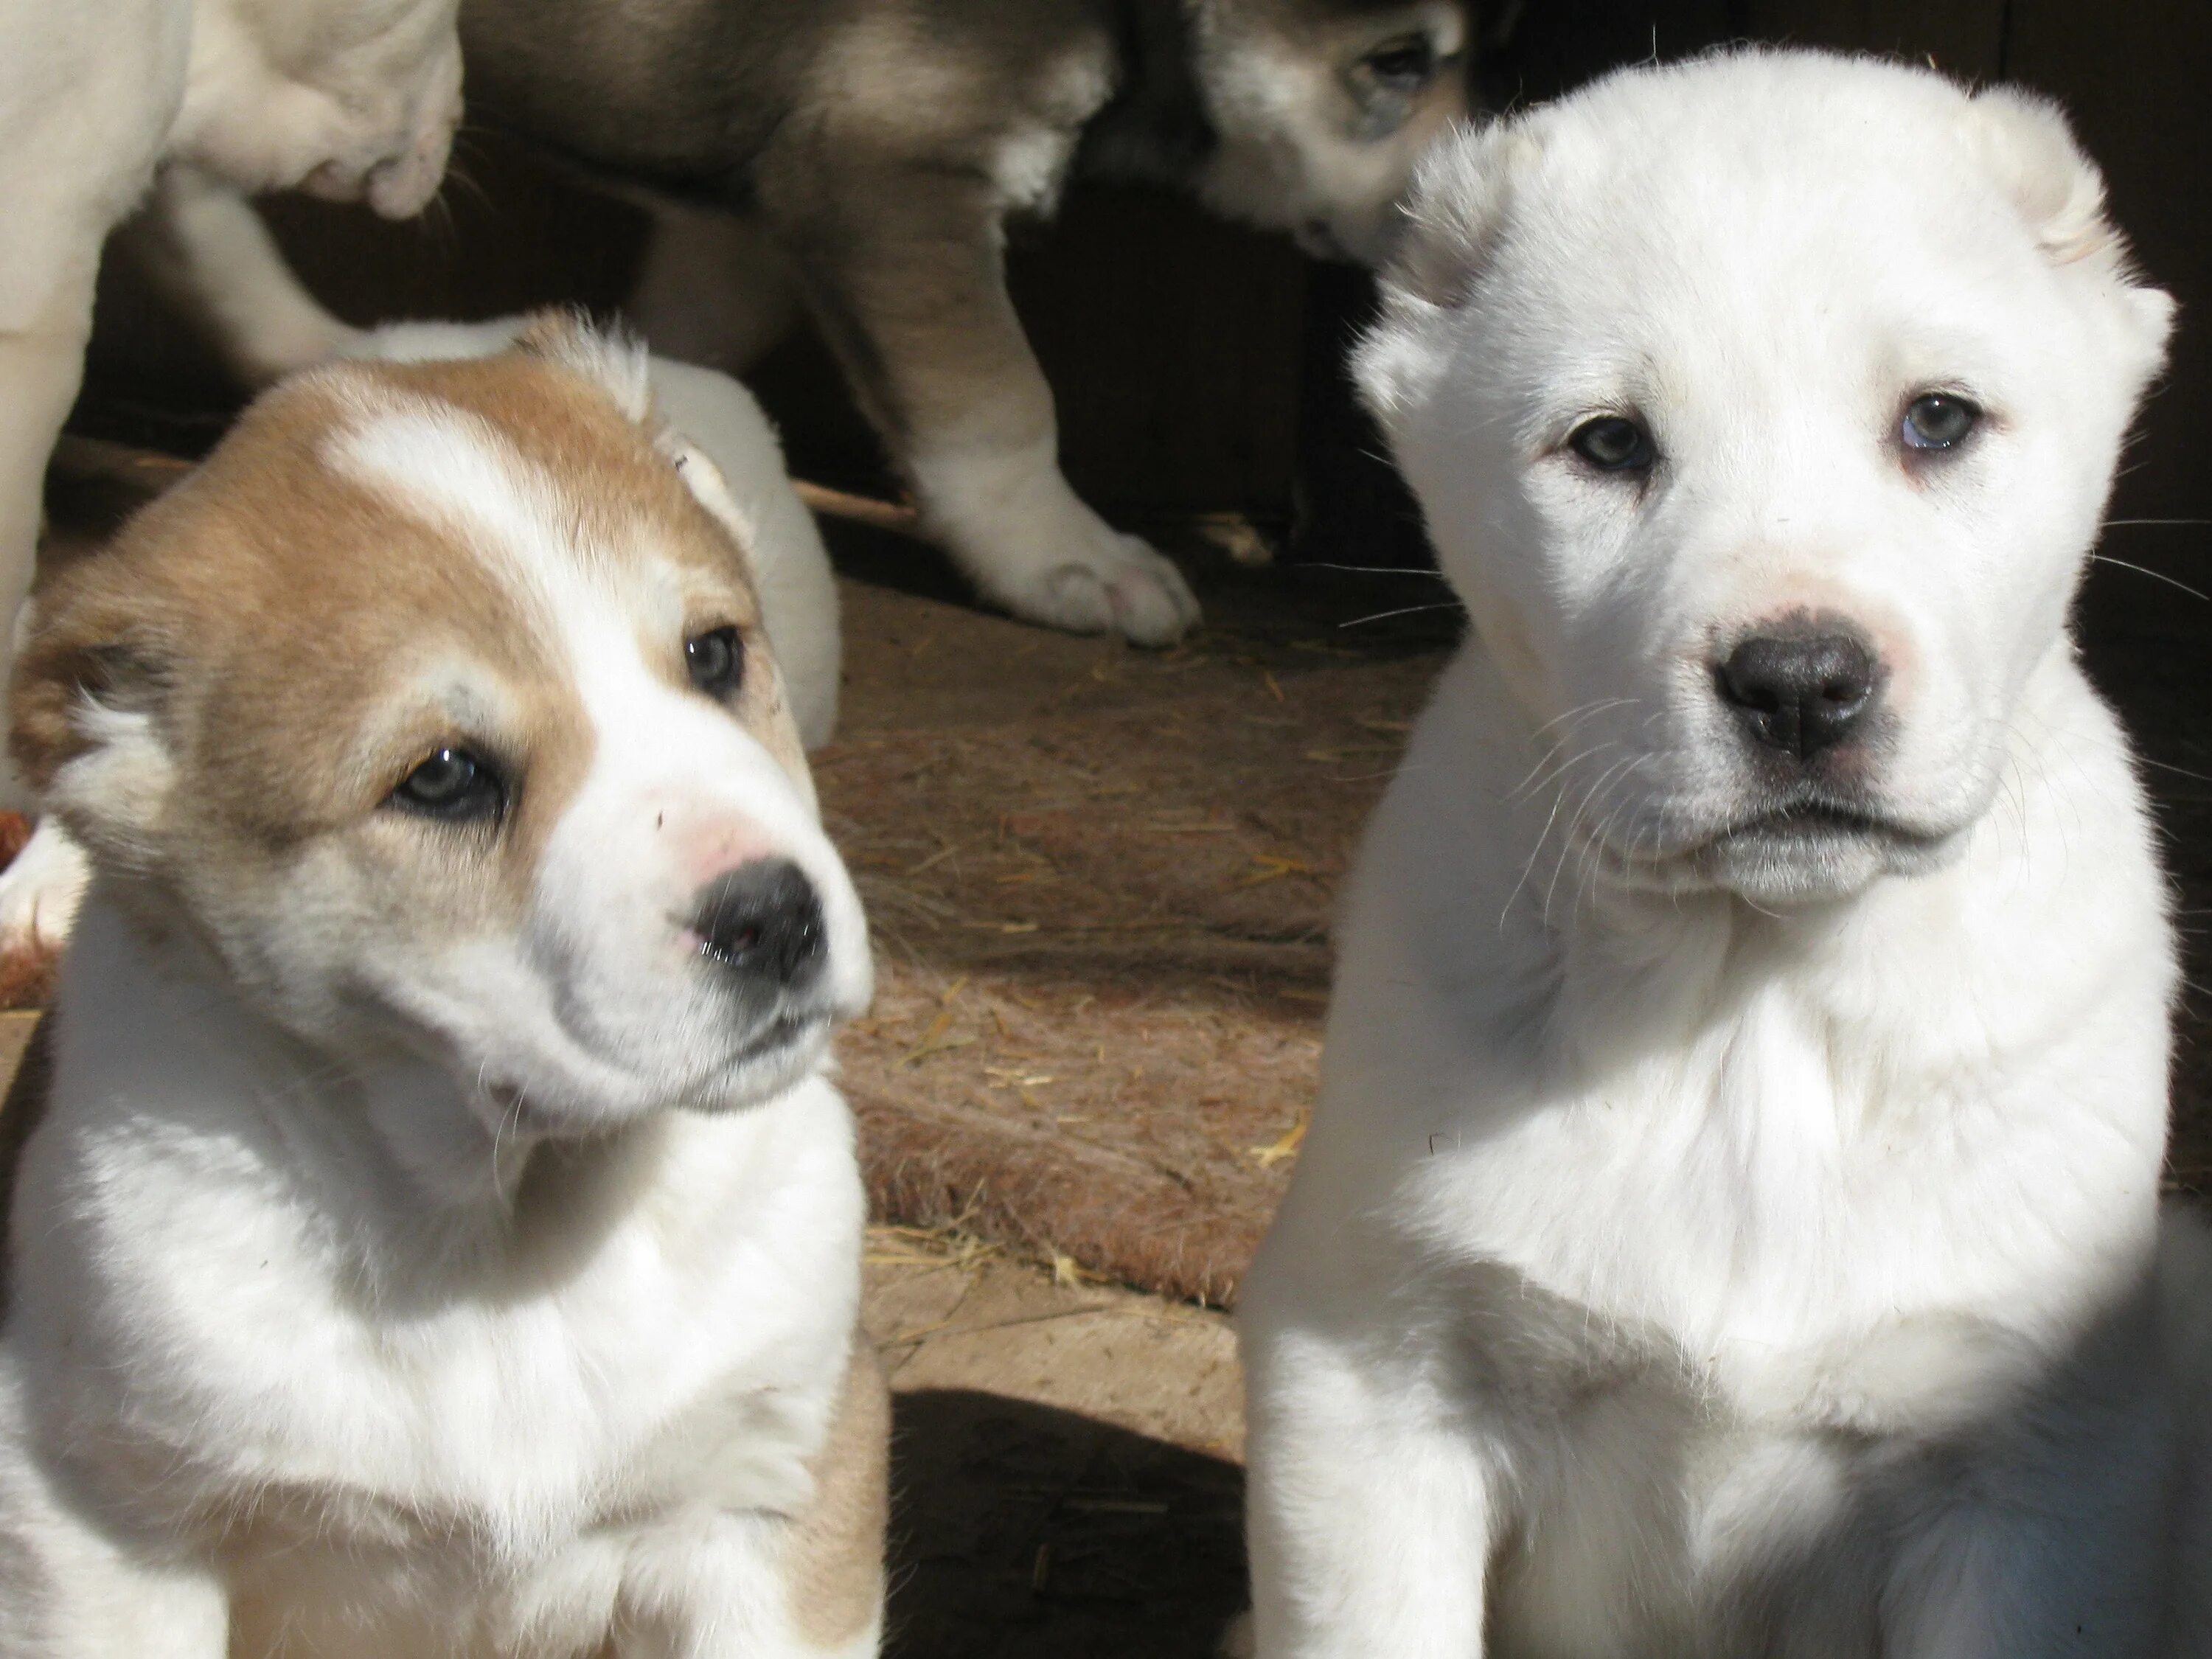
909, 430, 1202, 649
0, 3, 192, 967
123, 164, 365, 383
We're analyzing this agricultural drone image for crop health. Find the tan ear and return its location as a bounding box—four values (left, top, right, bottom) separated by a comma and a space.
10, 569, 179, 869
1967, 87, 2175, 361
1382, 119, 1534, 309
512, 307, 655, 425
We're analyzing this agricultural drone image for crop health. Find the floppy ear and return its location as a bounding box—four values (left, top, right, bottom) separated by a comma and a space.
10, 571, 180, 871
511, 307, 767, 557
512, 307, 655, 425
1966, 87, 2175, 369
1354, 120, 1534, 433
1382, 119, 1533, 310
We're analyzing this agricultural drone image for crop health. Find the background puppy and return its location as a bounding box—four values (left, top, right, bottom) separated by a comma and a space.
0, 317, 884, 1658
1239, 50, 2208, 1656
442, 0, 1473, 646
0, 0, 464, 951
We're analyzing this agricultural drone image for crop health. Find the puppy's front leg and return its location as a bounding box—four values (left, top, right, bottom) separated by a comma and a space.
1243, 1314, 1500, 1658
615, 1348, 888, 1659
758, 157, 1199, 646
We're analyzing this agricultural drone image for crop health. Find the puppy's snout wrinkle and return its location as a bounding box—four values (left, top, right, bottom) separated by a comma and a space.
692, 858, 827, 988
1717, 632, 1879, 760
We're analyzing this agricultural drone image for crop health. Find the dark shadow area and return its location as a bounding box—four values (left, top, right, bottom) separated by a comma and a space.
886, 1389, 1246, 1659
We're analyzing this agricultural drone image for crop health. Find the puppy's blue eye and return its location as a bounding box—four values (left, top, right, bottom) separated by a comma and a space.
392, 748, 504, 823
1568, 416, 1656, 473
1902, 392, 1980, 452
686, 626, 745, 698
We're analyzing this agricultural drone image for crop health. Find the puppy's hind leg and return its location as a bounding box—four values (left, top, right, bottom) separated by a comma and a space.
757, 157, 1200, 647
1877, 1331, 2170, 1659
0, 1417, 228, 1658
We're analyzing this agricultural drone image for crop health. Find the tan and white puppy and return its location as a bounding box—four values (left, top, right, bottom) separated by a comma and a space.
1240, 51, 2211, 1657
0, 318, 885, 1658
0, 0, 464, 953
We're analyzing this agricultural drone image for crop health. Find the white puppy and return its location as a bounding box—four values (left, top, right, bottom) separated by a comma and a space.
1240, 50, 2211, 1658
0, 0, 464, 952
0, 317, 885, 1658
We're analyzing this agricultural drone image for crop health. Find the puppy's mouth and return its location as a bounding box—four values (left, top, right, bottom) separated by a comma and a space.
1714, 799, 1934, 847
728, 1006, 832, 1068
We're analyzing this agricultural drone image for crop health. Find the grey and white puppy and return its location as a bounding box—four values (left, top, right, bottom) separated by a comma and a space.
462, 0, 1474, 643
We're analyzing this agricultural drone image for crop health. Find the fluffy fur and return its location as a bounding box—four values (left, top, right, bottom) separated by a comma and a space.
0, 319, 886, 1658
1239, 50, 2211, 1657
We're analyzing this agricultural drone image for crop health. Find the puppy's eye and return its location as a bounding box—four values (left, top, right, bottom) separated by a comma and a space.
1568, 416, 1656, 473
391, 747, 504, 823
686, 626, 745, 698
1900, 392, 1980, 452
1360, 35, 1436, 91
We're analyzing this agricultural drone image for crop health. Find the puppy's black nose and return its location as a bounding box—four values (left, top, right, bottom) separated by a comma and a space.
1716, 633, 1879, 759
691, 859, 826, 988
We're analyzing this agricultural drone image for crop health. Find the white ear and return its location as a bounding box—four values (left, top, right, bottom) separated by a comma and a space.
1382, 120, 1534, 310
1966, 87, 2174, 366
513, 308, 655, 425
664, 434, 762, 558
1354, 122, 1534, 435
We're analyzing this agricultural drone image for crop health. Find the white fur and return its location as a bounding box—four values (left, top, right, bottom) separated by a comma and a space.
1240, 51, 2209, 1658
906, 430, 1203, 648
0, 350, 878, 1655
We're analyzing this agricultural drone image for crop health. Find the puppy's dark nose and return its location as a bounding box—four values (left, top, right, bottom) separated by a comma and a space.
690, 859, 826, 988
1716, 633, 1879, 759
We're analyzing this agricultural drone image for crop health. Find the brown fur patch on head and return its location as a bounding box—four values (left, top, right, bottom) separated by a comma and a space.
11, 327, 802, 927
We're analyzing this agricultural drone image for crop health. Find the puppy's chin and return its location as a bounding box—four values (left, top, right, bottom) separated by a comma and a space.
1695, 815, 1961, 908
681, 1015, 838, 1116
463, 1012, 838, 1141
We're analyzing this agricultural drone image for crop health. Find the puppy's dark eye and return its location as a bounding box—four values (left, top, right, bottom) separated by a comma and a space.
1360, 35, 1437, 91
1900, 392, 1980, 453
686, 626, 745, 698
1568, 416, 1656, 473
392, 747, 504, 823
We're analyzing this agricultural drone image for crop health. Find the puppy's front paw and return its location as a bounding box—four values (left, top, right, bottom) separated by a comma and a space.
917, 451, 1203, 644
0, 817, 88, 1001
1032, 528, 1201, 647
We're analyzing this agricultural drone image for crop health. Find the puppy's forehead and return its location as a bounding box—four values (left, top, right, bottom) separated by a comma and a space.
310, 355, 757, 613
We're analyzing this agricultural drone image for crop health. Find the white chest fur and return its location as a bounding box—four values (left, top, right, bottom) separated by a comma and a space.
4, 899, 866, 1563
1273, 640, 2173, 1422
